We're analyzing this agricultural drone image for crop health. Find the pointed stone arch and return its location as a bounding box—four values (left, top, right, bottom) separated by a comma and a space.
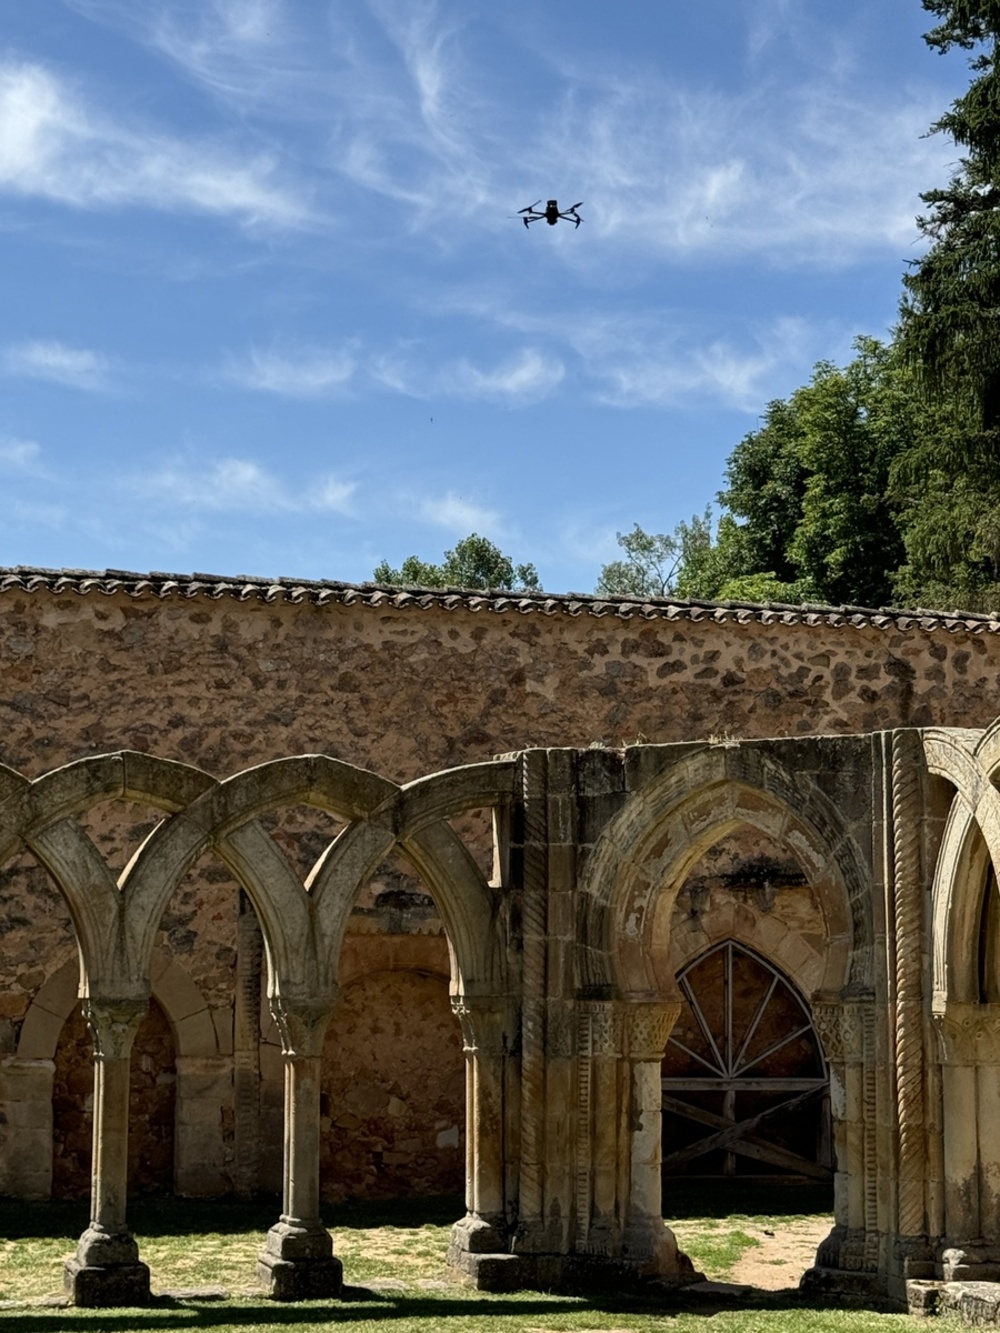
578, 744, 864, 1004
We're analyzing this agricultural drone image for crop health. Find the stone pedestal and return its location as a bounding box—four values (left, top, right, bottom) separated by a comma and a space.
64, 1229, 150, 1308
257, 1220, 343, 1301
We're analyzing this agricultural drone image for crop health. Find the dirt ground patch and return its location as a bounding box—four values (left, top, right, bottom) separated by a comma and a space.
727, 1215, 831, 1289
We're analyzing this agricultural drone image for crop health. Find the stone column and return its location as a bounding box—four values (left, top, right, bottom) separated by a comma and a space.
888, 730, 931, 1274
448, 995, 514, 1257
932, 1003, 1000, 1280
514, 750, 548, 1249
257, 998, 342, 1301
64, 997, 151, 1308
622, 1000, 684, 1276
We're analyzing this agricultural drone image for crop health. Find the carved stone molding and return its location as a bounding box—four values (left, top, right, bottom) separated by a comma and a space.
82, 997, 148, 1061
932, 1003, 1000, 1066
624, 1000, 680, 1061
268, 997, 335, 1058
547, 1002, 576, 1060
578, 1000, 621, 1058
812, 1003, 845, 1063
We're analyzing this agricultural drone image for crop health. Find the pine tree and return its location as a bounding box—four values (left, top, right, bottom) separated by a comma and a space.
899, 2, 1000, 433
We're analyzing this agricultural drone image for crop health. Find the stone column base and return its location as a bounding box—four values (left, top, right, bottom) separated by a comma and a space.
257, 1220, 342, 1300
64, 1258, 151, 1308
450, 1212, 507, 1254
799, 1266, 886, 1304
257, 1252, 343, 1301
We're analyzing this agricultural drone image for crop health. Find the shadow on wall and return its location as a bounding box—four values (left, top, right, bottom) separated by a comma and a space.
52, 1000, 176, 1198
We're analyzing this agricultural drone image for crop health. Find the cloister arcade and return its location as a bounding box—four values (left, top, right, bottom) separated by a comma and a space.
3, 724, 1000, 1305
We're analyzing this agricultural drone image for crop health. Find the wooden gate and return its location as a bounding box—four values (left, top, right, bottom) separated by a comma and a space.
661, 941, 831, 1181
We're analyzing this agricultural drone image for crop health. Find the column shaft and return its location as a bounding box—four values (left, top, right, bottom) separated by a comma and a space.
64, 997, 150, 1308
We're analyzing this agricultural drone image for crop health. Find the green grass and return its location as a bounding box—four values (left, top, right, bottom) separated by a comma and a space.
0, 1191, 925, 1333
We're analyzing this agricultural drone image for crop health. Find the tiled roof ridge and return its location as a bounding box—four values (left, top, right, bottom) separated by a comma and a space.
1, 564, 998, 633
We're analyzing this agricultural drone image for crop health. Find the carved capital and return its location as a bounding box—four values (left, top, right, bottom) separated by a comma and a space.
814, 1000, 867, 1063
624, 1000, 680, 1061
811, 1003, 844, 1063
450, 996, 516, 1056
82, 997, 148, 1061
932, 1003, 1000, 1066
269, 997, 334, 1058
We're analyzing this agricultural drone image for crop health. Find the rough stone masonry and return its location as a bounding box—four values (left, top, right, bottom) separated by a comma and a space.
4, 568, 1000, 1304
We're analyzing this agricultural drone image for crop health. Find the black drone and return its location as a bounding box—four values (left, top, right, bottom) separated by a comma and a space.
519, 199, 583, 229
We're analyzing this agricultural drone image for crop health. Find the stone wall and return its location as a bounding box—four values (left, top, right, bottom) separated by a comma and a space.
52, 1000, 176, 1198
4, 573, 1000, 1202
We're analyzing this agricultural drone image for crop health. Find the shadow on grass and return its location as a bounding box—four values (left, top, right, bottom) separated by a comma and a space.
0, 1194, 466, 1242
0, 1286, 850, 1331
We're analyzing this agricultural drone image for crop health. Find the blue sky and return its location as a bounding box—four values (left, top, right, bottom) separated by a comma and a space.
0, 0, 971, 593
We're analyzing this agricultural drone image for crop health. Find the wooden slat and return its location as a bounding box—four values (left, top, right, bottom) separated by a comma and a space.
660, 1086, 821, 1170
661, 1092, 831, 1180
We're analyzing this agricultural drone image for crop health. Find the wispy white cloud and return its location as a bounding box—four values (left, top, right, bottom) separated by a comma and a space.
0, 59, 309, 229
0, 436, 46, 473
429, 291, 833, 411
1, 339, 111, 390
372, 346, 564, 405
58, 0, 953, 265
226, 345, 358, 396
138, 456, 357, 514
579, 315, 820, 411
418, 491, 501, 533
441, 349, 565, 404
9, 498, 68, 528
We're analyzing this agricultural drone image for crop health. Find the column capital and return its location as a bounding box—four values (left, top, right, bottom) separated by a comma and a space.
932, 1002, 1000, 1066
268, 997, 334, 1059
82, 997, 148, 1061
623, 999, 680, 1061
812, 998, 868, 1064
450, 995, 516, 1055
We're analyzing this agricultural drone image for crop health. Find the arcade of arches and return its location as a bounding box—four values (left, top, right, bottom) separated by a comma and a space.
4, 725, 1000, 1306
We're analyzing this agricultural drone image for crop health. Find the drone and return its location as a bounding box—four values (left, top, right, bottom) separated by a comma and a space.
518, 199, 583, 229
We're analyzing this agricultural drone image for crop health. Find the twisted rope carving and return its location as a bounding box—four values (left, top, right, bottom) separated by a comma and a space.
892, 729, 925, 1239
519, 751, 548, 1223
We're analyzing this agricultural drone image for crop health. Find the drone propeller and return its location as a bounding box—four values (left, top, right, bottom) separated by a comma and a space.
518, 200, 542, 214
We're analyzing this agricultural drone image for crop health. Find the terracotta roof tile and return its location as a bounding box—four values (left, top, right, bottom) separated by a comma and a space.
2, 565, 1000, 635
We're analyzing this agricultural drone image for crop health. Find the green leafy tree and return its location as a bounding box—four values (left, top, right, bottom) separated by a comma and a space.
373, 533, 541, 591
595, 514, 712, 598
677, 341, 909, 607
